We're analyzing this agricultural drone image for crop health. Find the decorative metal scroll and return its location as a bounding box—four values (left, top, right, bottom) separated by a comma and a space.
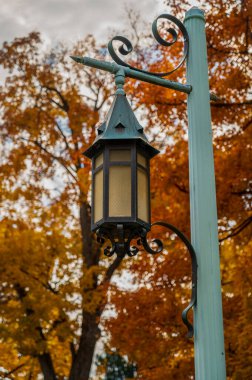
96, 221, 197, 338
108, 14, 189, 77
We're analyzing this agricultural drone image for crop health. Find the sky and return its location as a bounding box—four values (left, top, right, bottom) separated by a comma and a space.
0, 0, 165, 46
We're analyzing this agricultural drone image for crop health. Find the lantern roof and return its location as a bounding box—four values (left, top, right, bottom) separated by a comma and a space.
84, 93, 159, 158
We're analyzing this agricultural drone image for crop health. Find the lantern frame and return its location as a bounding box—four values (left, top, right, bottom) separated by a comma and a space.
91, 140, 152, 234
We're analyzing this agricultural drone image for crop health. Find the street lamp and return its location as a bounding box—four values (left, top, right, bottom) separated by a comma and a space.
71, 8, 226, 379
82, 69, 197, 338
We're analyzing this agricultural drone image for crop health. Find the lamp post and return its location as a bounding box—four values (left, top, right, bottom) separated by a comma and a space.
71, 7, 226, 379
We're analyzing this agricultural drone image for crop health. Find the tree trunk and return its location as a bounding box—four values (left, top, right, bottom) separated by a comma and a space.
38, 353, 57, 380
69, 311, 100, 380
68, 200, 100, 380
68, 199, 122, 379
79, 200, 98, 268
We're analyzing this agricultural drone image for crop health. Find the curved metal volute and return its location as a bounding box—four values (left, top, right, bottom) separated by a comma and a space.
108, 14, 189, 77
151, 221, 197, 338
96, 221, 197, 338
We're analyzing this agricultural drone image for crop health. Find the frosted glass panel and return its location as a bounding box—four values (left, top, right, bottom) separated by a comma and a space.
109, 166, 131, 217
137, 168, 149, 222
94, 169, 103, 222
110, 150, 131, 162
94, 153, 103, 169
137, 152, 147, 168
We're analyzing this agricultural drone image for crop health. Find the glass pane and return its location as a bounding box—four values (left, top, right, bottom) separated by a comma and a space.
137, 152, 147, 168
110, 149, 131, 162
94, 169, 103, 222
137, 167, 149, 222
109, 166, 131, 217
94, 153, 103, 169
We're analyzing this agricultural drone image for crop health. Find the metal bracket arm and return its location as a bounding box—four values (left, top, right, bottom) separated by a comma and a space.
96, 221, 197, 338
150, 221, 197, 339
71, 56, 218, 101
70, 56, 192, 94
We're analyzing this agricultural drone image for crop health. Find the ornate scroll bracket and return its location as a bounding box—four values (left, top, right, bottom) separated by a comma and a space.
108, 14, 189, 77
96, 221, 197, 338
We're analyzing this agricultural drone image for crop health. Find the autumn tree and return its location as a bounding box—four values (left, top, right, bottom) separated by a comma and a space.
0, 33, 125, 379
0, 0, 251, 379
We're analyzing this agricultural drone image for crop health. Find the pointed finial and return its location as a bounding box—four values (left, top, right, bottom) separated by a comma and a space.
70, 55, 84, 64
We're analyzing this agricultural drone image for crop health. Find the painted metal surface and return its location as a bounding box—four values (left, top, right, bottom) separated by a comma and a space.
90, 141, 153, 233
184, 7, 226, 380
71, 56, 218, 101
83, 92, 159, 159
96, 220, 197, 338
149, 221, 197, 339
70, 56, 192, 94
108, 13, 189, 77
83, 88, 158, 234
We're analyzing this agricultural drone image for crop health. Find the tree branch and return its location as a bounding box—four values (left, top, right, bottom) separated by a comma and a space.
155, 100, 252, 108
54, 119, 71, 152
242, 118, 252, 131
20, 268, 58, 295
102, 256, 124, 284
48, 98, 65, 112
212, 100, 252, 108
82, 68, 102, 98
174, 182, 189, 194
21, 137, 78, 183
207, 43, 251, 56
37, 353, 57, 380
80, 93, 97, 103
44, 86, 69, 112
96, 93, 113, 111
70, 342, 76, 362
231, 189, 252, 196
34, 140, 78, 182
219, 216, 252, 242
47, 317, 67, 334
2, 360, 30, 378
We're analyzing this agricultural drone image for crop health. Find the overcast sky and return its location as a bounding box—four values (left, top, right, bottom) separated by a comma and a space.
1, 0, 165, 46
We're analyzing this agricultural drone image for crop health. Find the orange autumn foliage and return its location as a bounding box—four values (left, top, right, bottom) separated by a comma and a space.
0, 0, 251, 379
0, 33, 116, 379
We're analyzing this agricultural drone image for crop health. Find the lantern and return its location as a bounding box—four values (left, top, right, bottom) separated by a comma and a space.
83, 92, 159, 245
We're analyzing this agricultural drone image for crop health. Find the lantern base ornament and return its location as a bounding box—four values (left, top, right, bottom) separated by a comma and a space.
96, 221, 197, 338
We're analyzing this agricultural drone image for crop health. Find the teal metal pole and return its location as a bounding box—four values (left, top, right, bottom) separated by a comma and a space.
184, 8, 226, 380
